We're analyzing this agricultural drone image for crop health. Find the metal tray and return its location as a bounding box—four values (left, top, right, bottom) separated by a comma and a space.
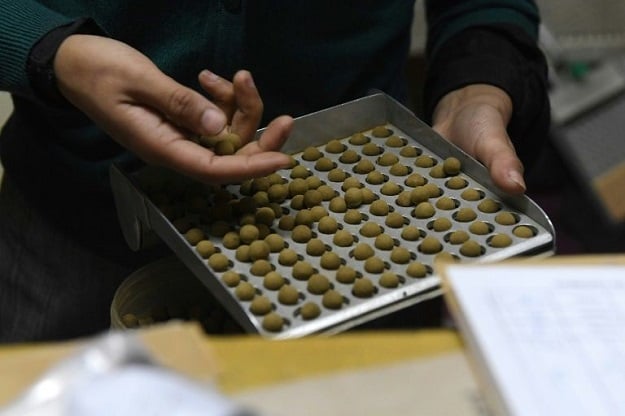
111, 93, 555, 339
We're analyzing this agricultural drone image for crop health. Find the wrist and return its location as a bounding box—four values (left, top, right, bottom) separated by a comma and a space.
26, 17, 105, 106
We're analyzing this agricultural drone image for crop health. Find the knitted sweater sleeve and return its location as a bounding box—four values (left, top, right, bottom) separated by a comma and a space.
423, 0, 550, 170
0, 1, 74, 99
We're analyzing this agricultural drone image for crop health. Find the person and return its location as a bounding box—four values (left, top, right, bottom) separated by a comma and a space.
0, 1, 550, 342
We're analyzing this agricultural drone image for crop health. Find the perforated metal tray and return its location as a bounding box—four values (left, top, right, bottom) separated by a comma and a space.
111, 93, 555, 339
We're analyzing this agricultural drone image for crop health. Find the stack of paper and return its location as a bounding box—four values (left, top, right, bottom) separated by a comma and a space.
441, 257, 625, 416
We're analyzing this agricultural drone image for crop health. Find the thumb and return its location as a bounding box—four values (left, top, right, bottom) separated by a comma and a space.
136, 69, 227, 136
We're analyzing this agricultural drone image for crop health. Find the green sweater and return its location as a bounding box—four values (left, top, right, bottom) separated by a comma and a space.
0, 1, 546, 204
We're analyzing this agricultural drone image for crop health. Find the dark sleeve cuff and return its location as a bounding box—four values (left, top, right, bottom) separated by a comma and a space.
26, 17, 105, 106
423, 24, 551, 170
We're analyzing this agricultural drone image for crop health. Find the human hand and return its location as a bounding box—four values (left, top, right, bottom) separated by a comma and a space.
431, 84, 525, 194
54, 35, 293, 184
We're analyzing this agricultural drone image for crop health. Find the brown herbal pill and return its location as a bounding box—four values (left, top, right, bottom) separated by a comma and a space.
429, 165, 446, 178
264, 234, 285, 252
235, 281, 256, 301
328, 168, 349, 182
443, 157, 461, 175
325, 139, 346, 153
375, 233, 395, 250
513, 225, 535, 238
222, 271, 241, 287
310, 205, 328, 221
329, 196, 347, 213
292, 261, 315, 281
400, 146, 421, 157
339, 149, 360, 164
366, 170, 386, 185
353, 278, 376, 297
495, 211, 518, 225
436, 197, 457, 210
336, 266, 358, 284
379, 272, 400, 288
315, 157, 335, 171
322, 290, 344, 309
344, 209, 364, 225
461, 188, 483, 201
290, 165, 311, 179
390, 247, 411, 264
414, 202, 435, 219
185, 228, 205, 245
419, 236, 442, 254
415, 155, 436, 168
406, 262, 428, 278
292, 224, 313, 243
333, 230, 354, 247
389, 163, 410, 176
307, 273, 331, 294
318, 216, 339, 234
446, 176, 468, 190
263, 271, 285, 290
320, 251, 342, 270
489, 233, 513, 248
385, 212, 404, 228
250, 296, 273, 315
381, 182, 402, 196
353, 243, 375, 260
431, 217, 452, 232
469, 221, 492, 235
250, 259, 273, 276
235, 245, 251, 262
318, 185, 336, 200
302, 146, 323, 161
239, 224, 260, 244
371, 126, 393, 138
360, 222, 382, 238
378, 153, 399, 166
208, 253, 229, 271
349, 132, 370, 145
401, 226, 422, 241
448, 230, 470, 244
278, 285, 299, 305
478, 198, 501, 213
455, 207, 477, 222
196, 240, 216, 258
278, 248, 299, 266
460, 240, 483, 257
306, 238, 327, 256
364, 256, 386, 273
249, 240, 270, 261
353, 159, 375, 174
362, 143, 382, 156
262, 312, 284, 332
222, 231, 241, 249
385, 135, 406, 147
278, 215, 295, 231
300, 302, 321, 320
369, 199, 390, 216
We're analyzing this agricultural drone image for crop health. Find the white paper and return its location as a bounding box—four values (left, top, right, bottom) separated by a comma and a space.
446, 264, 625, 416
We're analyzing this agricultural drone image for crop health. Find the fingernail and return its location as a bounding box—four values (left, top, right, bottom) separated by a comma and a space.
200, 69, 219, 82
201, 109, 226, 135
508, 170, 526, 192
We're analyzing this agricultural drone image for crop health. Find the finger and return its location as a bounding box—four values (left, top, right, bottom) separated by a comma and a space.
158, 139, 291, 184
114, 106, 292, 183
198, 70, 236, 119
473, 133, 526, 195
230, 70, 264, 141
236, 115, 294, 156
135, 68, 227, 137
